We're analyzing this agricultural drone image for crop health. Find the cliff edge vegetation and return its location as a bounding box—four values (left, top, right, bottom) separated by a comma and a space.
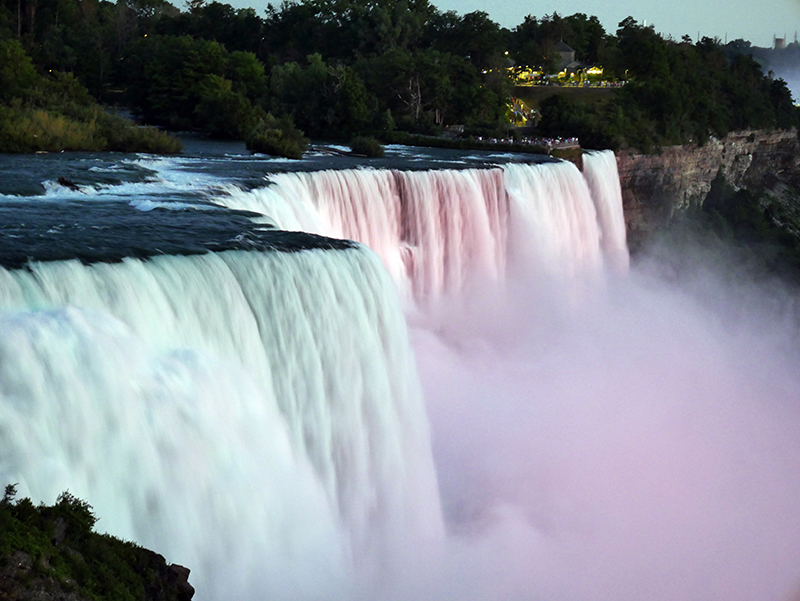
0, 39, 181, 154
0, 484, 194, 601
538, 20, 800, 151
1, 0, 798, 155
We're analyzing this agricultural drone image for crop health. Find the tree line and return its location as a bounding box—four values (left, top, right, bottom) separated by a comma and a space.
0, 0, 797, 154
539, 20, 799, 150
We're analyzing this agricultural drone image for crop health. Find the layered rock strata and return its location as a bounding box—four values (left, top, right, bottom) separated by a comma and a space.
616, 129, 800, 249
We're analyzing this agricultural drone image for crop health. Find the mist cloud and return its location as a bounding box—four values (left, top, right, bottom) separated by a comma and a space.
400, 241, 800, 601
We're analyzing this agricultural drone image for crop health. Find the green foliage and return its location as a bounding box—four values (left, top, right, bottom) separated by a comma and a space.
538, 18, 800, 151
195, 74, 263, 138
425, 10, 507, 69
263, 0, 434, 63
270, 54, 379, 138
1, 0, 796, 149
124, 34, 266, 137
0, 488, 190, 601
2, 483, 17, 504
354, 46, 507, 134
246, 113, 308, 158
510, 13, 609, 71
0, 39, 40, 103
0, 104, 181, 154
107, 123, 184, 154
350, 135, 384, 157
0, 106, 103, 152
0, 39, 181, 153
538, 94, 619, 149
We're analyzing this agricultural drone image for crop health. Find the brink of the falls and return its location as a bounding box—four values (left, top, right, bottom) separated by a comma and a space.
217, 151, 629, 305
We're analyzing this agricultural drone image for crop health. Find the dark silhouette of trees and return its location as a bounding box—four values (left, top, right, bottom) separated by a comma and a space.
0, 0, 796, 150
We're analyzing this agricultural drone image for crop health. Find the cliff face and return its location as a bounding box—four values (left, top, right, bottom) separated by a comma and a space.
616, 129, 800, 249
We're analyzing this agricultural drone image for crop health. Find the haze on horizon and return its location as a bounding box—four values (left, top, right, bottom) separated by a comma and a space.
222, 0, 799, 48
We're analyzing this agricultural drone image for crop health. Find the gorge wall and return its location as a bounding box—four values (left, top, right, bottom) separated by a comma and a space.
616, 129, 800, 249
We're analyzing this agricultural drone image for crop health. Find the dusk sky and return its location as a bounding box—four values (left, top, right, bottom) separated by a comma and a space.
430, 0, 799, 47
233, 0, 800, 48
434, 0, 800, 47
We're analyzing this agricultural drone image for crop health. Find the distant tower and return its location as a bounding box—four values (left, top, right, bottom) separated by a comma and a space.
774, 35, 786, 49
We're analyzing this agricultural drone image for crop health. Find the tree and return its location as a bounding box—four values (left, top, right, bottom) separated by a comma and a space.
270, 53, 379, 138
427, 9, 506, 69
124, 34, 267, 134
0, 38, 39, 102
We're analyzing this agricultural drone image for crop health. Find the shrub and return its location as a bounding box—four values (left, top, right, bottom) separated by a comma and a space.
0, 107, 105, 152
106, 124, 184, 154
349, 136, 384, 157
246, 113, 308, 159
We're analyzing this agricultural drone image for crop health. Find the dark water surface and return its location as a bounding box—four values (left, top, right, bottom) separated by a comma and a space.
0, 136, 546, 268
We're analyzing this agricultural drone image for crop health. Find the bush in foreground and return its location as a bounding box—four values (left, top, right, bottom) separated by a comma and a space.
0, 39, 182, 154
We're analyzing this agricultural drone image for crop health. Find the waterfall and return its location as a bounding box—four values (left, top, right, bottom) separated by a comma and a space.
0, 151, 638, 600
0, 248, 442, 599
504, 160, 603, 277
582, 150, 630, 273
218, 168, 508, 305
217, 153, 628, 305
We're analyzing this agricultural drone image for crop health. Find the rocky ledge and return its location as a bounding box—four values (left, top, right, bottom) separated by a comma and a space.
616, 129, 800, 249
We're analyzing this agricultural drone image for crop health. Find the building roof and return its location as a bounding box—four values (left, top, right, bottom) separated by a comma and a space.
552, 40, 574, 53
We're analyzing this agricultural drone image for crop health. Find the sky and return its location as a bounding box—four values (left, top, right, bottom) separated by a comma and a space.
232, 0, 800, 48
431, 0, 800, 47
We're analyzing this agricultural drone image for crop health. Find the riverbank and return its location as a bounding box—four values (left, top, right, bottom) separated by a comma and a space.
0, 105, 182, 154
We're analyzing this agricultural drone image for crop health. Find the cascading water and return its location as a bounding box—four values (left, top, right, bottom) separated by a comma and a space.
0, 248, 442, 599
0, 152, 628, 598
582, 150, 630, 273
218, 154, 628, 305
219, 167, 509, 305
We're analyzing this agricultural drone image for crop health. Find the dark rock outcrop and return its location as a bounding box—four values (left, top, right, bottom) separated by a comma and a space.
616, 129, 800, 249
0, 549, 194, 601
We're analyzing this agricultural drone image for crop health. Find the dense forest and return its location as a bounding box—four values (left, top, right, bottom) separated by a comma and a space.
0, 0, 798, 154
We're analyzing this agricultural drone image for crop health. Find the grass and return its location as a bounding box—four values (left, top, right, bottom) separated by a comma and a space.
0, 105, 182, 154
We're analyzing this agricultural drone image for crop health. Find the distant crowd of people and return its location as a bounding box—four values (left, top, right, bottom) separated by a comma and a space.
515, 80, 626, 88
474, 136, 580, 149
